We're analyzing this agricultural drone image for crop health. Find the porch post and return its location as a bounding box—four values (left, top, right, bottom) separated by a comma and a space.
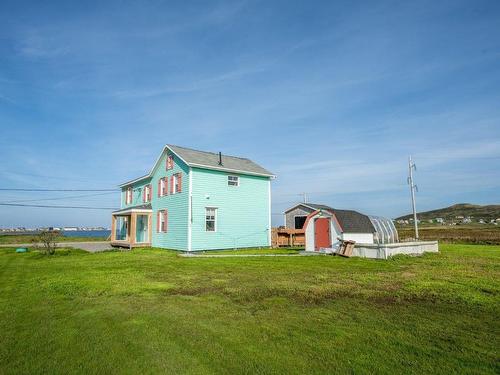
111, 215, 116, 242
148, 212, 152, 245
130, 212, 137, 246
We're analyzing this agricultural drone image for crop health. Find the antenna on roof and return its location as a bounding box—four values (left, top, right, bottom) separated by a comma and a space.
301, 192, 308, 203
408, 156, 419, 240
218, 152, 223, 166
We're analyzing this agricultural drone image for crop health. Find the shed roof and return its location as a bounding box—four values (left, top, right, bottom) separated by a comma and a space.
286, 203, 375, 233
332, 208, 376, 233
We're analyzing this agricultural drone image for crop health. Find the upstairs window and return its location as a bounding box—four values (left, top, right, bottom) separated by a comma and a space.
158, 178, 167, 197
166, 155, 174, 170
205, 207, 217, 232
143, 184, 151, 203
228, 175, 239, 186
157, 210, 168, 232
174, 173, 182, 193
125, 187, 133, 204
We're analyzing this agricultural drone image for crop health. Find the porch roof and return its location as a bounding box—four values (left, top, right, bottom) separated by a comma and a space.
112, 203, 152, 215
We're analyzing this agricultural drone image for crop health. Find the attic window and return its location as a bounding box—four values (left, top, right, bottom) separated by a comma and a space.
166, 155, 174, 170
228, 175, 239, 186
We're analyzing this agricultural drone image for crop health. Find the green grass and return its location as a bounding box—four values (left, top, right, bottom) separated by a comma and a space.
0, 244, 498, 374
398, 225, 500, 245
198, 247, 303, 255
0, 234, 107, 244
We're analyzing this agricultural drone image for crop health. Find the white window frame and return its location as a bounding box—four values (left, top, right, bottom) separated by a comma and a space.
160, 178, 167, 196
167, 155, 174, 170
126, 187, 132, 204
228, 175, 239, 187
173, 174, 179, 194
205, 207, 217, 232
144, 185, 151, 202
158, 210, 167, 233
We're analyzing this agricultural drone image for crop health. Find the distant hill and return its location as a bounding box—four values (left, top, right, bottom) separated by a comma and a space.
396, 203, 500, 221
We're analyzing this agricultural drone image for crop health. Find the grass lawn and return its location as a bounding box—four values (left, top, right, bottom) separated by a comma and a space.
0, 244, 498, 374
398, 225, 500, 245
199, 247, 303, 255
0, 234, 107, 244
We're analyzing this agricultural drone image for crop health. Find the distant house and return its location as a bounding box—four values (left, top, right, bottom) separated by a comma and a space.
435, 218, 445, 224
111, 145, 274, 251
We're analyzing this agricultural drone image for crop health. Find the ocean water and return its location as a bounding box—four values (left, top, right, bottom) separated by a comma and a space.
62, 230, 111, 238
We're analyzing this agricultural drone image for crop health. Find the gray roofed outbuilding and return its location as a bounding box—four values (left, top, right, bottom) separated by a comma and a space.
284, 203, 375, 233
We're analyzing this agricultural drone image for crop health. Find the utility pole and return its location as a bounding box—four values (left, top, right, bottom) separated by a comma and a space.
408, 156, 419, 240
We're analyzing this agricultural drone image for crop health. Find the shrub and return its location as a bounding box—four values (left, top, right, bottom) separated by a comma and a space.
33, 231, 58, 255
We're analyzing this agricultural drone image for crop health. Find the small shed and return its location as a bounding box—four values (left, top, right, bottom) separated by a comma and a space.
302, 207, 377, 252
284, 203, 334, 229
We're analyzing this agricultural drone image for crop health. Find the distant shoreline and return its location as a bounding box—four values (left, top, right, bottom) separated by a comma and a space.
0, 230, 111, 238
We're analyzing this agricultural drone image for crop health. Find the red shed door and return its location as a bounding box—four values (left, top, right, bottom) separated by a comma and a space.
315, 218, 331, 251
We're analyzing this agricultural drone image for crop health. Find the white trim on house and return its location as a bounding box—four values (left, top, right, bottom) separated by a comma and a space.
190, 163, 274, 178
119, 174, 150, 188
188, 167, 193, 251
118, 145, 191, 187
112, 208, 153, 215
268, 179, 272, 246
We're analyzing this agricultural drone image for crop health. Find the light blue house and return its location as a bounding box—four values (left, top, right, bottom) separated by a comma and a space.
111, 145, 274, 251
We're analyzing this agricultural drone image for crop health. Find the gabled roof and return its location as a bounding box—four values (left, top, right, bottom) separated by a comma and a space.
119, 144, 274, 187
286, 203, 375, 233
168, 145, 274, 177
284, 202, 332, 213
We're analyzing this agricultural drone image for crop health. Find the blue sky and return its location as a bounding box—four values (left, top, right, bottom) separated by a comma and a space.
0, 0, 499, 228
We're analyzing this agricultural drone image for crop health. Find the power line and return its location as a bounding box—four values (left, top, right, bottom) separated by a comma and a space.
0, 203, 118, 210
0, 188, 118, 192
1, 191, 117, 204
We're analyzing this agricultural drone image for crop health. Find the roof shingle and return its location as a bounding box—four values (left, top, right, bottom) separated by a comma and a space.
167, 145, 274, 177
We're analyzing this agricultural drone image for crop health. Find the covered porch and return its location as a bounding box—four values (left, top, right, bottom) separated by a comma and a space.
111, 204, 152, 248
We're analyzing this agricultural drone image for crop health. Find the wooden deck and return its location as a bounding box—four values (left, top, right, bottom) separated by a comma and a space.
271, 228, 305, 247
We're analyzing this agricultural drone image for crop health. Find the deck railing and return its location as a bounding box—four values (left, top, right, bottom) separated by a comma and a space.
271, 228, 305, 248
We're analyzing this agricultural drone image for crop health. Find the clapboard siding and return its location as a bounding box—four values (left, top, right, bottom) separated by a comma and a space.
150, 150, 189, 250
121, 179, 152, 208
190, 168, 270, 251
